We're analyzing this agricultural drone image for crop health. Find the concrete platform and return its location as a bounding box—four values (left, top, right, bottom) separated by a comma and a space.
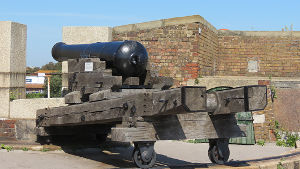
0, 141, 299, 168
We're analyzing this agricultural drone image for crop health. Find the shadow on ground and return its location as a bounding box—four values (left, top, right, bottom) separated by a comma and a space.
45, 137, 299, 169
59, 142, 246, 169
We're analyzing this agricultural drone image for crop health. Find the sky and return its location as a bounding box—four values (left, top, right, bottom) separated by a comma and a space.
0, 0, 299, 67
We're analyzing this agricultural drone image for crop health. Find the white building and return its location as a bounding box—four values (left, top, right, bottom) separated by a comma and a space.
25, 75, 45, 94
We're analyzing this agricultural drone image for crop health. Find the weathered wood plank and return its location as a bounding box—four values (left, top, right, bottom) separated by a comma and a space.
111, 112, 246, 142
36, 125, 111, 136
38, 107, 124, 127
89, 90, 110, 102
69, 73, 121, 92
181, 86, 206, 112
144, 76, 174, 90
141, 88, 182, 116
37, 88, 182, 122
247, 85, 267, 111
209, 86, 267, 115
64, 91, 82, 104
123, 77, 140, 85
111, 124, 156, 142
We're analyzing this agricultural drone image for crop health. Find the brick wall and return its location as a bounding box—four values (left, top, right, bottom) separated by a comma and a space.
252, 80, 300, 142
113, 15, 218, 86
273, 88, 300, 132
0, 120, 16, 139
113, 16, 300, 85
217, 31, 300, 77
252, 80, 276, 141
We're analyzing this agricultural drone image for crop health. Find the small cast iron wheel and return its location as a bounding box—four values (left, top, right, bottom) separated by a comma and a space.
208, 145, 230, 164
132, 147, 156, 168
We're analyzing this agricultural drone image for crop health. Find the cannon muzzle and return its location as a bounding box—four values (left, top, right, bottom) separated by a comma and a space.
52, 40, 148, 77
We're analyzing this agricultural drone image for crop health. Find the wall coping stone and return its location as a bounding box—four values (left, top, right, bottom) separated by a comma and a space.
218, 30, 300, 37
9, 98, 66, 119
113, 15, 217, 34
190, 76, 300, 81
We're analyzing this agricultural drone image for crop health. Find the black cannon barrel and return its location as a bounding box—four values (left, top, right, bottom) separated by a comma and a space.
52, 40, 148, 77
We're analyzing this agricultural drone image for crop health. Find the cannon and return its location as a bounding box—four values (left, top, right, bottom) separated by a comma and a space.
36, 41, 268, 168
52, 40, 148, 77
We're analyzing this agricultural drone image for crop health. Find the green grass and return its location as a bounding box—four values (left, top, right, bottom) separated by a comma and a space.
22, 147, 29, 151
256, 139, 265, 146
41, 148, 50, 152
1, 144, 13, 152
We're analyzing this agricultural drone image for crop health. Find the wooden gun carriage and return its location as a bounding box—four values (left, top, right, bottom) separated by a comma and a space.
36, 41, 267, 168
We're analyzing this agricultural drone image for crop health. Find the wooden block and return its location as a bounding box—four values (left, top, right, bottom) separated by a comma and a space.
210, 86, 267, 115
35, 94, 141, 127
246, 85, 267, 111
89, 90, 111, 102
181, 86, 206, 112
68, 73, 122, 93
64, 91, 82, 104
68, 58, 106, 73
141, 88, 182, 116
144, 76, 174, 89
123, 77, 140, 85
111, 126, 156, 142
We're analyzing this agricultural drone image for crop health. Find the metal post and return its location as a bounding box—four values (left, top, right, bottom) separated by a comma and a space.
47, 76, 50, 98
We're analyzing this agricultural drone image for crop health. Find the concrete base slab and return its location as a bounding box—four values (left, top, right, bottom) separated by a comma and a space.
0, 141, 299, 168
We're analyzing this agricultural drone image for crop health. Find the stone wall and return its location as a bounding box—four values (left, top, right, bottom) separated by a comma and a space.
217, 31, 300, 77
10, 98, 66, 119
0, 98, 66, 141
0, 21, 26, 118
0, 119, 37, 141
0, 119, 16, 139
113, 15, 218, 86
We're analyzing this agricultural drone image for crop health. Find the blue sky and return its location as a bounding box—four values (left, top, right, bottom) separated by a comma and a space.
1, 0, 299, 67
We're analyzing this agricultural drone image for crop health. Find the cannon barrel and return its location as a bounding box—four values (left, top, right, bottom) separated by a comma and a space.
52, 40, 148, 77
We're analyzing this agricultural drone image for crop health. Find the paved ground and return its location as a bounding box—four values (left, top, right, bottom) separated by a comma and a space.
0, 141, 296, 169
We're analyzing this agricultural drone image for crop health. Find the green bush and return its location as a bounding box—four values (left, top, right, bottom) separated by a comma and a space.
1, 144, 13, 152
257, 139, 265, 146
273, 120, 299, 147
26, 93, 45, 98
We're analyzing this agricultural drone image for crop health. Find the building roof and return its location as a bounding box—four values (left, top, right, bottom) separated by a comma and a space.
25, 84, 44, 89
35, 70, 58, 74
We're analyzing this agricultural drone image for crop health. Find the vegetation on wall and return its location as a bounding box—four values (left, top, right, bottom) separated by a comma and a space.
9, 89, 22, 101
273, 120, 299, 147
26, 93, 46, 98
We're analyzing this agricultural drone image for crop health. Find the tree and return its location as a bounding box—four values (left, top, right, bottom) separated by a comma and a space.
44, 74, 62, 98
26, 66, 40, 74
41, 62, 62, 71
41, 62, 62, 97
